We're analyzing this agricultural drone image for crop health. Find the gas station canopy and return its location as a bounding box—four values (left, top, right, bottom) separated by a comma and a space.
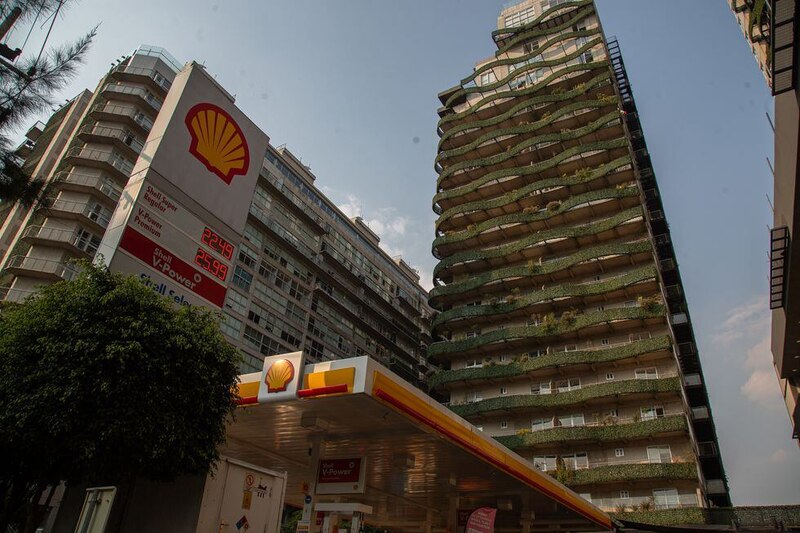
229, 355, 612, 533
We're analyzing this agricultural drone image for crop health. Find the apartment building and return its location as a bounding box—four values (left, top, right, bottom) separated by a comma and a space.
428, 0, 730, 511
0, 45, 433, 387
728, 0, 800, 444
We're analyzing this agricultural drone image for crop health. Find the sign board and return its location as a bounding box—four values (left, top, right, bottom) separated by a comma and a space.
315, 457, 366, 495
96, 61, 269, 313
258, 352, 305, 404
465, 508, 497, 533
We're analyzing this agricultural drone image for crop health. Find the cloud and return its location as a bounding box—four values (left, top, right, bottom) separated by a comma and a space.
741, 369, 781, 410
337, 194, 362, 218
744, 330, 772, 370
365, 208, 409, 239
712, 295, 770, 345
416, 266, 434, 292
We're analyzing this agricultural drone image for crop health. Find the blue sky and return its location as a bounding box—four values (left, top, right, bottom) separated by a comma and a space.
6, 0, 798, 505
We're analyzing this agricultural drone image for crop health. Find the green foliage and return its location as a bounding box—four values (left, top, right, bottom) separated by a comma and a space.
430, 239, 652, 303
494, 414, 686, 449
0, 264, 240, 528
613, 505, 800, 527
449, 376, 680, 417
494, 3, 596, 55
281, 509, 303, 533
564, 462, 697, 487
428, 335, 671, 388
433, 205, 643, 279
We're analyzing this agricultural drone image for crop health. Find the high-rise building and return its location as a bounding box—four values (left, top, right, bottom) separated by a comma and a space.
727, 0, 800, 444
0, 45, 434, 388
428, 0, 730, 511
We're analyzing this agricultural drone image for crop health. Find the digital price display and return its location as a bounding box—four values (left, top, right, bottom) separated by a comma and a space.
201, 227, 234, 260
194, 248, 229, 281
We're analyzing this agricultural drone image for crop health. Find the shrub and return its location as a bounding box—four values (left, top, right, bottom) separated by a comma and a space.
546, 200, 561, 212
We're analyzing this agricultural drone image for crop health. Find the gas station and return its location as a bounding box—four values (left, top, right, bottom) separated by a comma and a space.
226, 353, 613, 533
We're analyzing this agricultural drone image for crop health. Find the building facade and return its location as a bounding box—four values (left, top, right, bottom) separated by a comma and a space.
428, 0, 730, 511
728, 0, 799, 442
0, 46, 433, 387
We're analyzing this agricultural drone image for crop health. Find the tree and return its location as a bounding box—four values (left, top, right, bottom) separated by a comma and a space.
0, 263, 241, 532
0, 1, 96, 205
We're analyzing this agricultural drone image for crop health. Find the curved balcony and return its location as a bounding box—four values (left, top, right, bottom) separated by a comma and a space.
432, 265, 658, 332
449, 376, 681, 418
430, 239, 652, 306
429, 304, 666, 360
62, 147, 134, 180
101, 83, 162, 113
4, 255, 79, 281
433, 185, 639, 257
44, 199, 111, 230
494, 2, 596, 55
55, 171, 122, 203
428, 335, 671, 389
76, 125, 144, 158
88, 103, 153, 136
495, 414, 688, 450
432, 205, 644, 280
433, 137, 628, 210
435, 154, 632, 232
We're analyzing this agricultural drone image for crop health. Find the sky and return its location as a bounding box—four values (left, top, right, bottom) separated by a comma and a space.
5, 0, 798, 505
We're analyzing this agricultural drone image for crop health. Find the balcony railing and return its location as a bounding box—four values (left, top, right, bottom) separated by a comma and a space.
592, 494, 699, 512
113, 64, 172, 92
78, 125, 144, 154
65, 147, 134, 176
47, 199, 111, 228
23, 225, 78, 246
90, 103, 153, 132
102, 83, 163, 111
57, 171, 122, 202
5, 255, 79, 280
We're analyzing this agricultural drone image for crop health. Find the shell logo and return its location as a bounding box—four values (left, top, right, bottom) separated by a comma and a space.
184, 103, 250, 184
265, 358, 295, 393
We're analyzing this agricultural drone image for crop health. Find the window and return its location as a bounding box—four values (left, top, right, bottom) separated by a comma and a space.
620, 490, 630, 499
596, 305, 605, 312
465, 359, 483, 369
615, 448, 625, 457
647, 445, 672, 464
593, 275, 601, 281
224, 290, 248, 315
480, 71, 496, 86
87, 202, 112, 227
558, 413, 585, 427
635, 367, 659, 380
500, 387, 508, 395
238, 245, 259, 268
653, 489, 680, 509
564, 344, 577, 352
606, 372, 615, 381
532, 417, 555, 431
466, 330, 480, 339
475, 425, 484, 432
500, 420, 508, 429
555, 377, 580, 392
641, 406, 665, 421
466, 391, 482, 403
561, 452, 588, 470
578, 493, 592, 503
219, 313, 242, 338
625, 300, 637, 307
499, 354, 507, 362
601, 338, 610, 346
531, 381, 551, 395
504, 6, 535, 28
73, 228, 101, 256
608, 408, 618, 418
232, 266, 253, 291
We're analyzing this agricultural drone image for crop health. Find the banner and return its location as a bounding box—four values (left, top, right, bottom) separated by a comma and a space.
465, 507, 497, 533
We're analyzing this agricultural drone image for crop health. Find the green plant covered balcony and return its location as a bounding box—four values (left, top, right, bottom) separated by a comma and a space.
562, 461, 698, 487
449, 376, 681, 417
438, 67, 613, 145
494, 2, 596, 56
435, 154, 631, 229
430, 239, 651, 303
433, 137, 628, 205
494, 414, 687, 450
432, 264, 657, 328
432, 205, 643, 279
429, 304, 665, 359
427, 335, 671, 388
438, 109, 620, 183
434, 185, 639, 251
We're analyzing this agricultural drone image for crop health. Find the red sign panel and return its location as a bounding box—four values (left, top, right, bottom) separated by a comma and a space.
119, 227, 227, 307
317, 458, 362, 484
466, 508, 497, 533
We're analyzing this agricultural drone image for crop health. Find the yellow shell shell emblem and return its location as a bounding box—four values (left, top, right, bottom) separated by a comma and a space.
265, 358, 295, 393
185, 103, 250, 184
